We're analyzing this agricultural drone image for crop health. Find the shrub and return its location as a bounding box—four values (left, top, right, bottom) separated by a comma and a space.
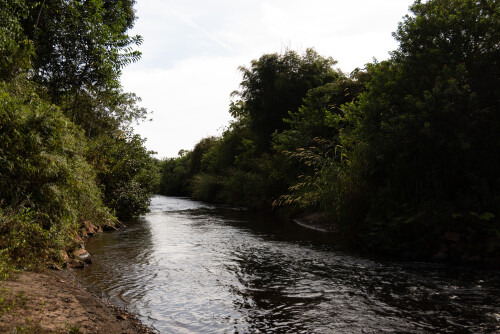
0, 206, 63, 271
0, 81, 113, 267
86, 133, 160, 218
191, 174, 223, 203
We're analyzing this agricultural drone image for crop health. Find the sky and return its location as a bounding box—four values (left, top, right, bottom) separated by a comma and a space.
121, 0, 416, 159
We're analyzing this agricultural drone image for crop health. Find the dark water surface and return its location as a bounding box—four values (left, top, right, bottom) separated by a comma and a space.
75, 195, 500, 333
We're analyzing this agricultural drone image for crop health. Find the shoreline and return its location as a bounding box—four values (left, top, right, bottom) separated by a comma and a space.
292, 212, 337, 233
0, 269, 157, 334
292, 218, 334, 233
1, 220, 157, 334
291, 212, 500, 265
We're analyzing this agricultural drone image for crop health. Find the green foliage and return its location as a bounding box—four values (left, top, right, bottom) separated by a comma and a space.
273, 136, 368, 237
271, 73, 368, 213
62, 88, 148, 139
274, 74, 366, 152
221, 160, 285, 209
191, 168, 277, 208
159, 154, 192, 196
190, 137, 218, 174
330, 0, 500, 255
191, 173, 223, 203
232, 48, 339, 150
200, 122, 250, 174
87, 133, 159, 219
348, 0, 500, 212
0, 207, 61, 270
0, 0, 33, 80
0, 82, 111, 225
0, 81, 115, 268
0, 0, 157, 269
161, 119, 289, 208
21, 0, 142, 104
160, 0, 500, 259
167, 49, 339, 207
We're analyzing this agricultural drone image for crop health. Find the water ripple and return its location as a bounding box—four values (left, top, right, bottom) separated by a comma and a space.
75, 195, 500, 333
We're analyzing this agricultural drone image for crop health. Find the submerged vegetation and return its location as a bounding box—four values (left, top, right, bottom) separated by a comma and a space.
160, 0, 500, 260
0, 0, 159, 274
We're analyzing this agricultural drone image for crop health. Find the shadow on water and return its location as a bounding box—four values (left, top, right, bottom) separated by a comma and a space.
75, 196, 500, 334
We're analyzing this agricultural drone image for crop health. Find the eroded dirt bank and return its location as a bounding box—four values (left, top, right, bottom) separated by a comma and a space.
0, 270, 156, 334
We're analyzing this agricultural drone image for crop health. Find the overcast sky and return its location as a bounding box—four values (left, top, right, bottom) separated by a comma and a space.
122, 0, 416, 158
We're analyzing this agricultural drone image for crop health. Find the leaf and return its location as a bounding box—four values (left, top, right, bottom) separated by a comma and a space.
479, 212, 495, 221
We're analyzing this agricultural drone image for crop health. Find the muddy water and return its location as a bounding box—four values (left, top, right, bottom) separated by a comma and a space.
75, 195, 500, 333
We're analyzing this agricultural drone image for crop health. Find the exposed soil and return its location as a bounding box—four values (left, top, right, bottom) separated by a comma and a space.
0, 269, 157, 334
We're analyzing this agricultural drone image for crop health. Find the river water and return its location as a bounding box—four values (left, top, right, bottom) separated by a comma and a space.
75, 195, 500, 333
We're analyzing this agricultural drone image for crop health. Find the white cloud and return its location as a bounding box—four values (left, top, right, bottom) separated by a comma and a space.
122, 0, 415, 158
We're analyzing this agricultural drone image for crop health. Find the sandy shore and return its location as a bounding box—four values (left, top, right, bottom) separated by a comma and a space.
0, 269, 156, 334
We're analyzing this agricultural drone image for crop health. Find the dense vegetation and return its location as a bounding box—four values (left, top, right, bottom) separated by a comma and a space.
0, 0, 159, 274
160, 0, 500, 260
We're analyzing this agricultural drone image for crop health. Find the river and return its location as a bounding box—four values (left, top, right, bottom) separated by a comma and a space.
74, 195, 500, 333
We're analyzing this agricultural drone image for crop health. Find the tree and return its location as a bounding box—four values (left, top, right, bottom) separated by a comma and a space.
86, 132, 159, 219
0, 81, 114, 268
232, 48, 339, 150
16, 0, 157, 218
334, 0, 500, 255
16, 0, 146, 140
22, 0, 142, 104
274, 73, 366, 153
0, 0, 158, 270
190, 137, 218, 174
159, 155, 192, 196
351, 0, 500, 206
272, 72, 367, 215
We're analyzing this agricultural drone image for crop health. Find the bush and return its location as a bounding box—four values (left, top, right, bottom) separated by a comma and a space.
86, 133, 160, 218
191, 174, 223, 203
159, 154, 192, 196
0, 81, 114, 267
0, 206, 63, 271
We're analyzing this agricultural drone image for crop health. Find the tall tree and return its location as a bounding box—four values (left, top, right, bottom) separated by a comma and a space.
22, 0, 141, 101
333, 0, 500, 254
353, 0, 500, 206
231, 48, 339, 150
19, 0, 145, 136
274, 74, 367, 153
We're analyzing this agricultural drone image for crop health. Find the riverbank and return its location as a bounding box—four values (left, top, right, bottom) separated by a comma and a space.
291, 212, 500, 265
0, 269, 157, 334
292, 213, 337, 233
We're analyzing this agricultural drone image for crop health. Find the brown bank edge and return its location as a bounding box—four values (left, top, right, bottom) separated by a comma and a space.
0, 221, 158, 334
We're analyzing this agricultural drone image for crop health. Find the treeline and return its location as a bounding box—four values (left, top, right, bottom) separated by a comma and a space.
0, 0, 159, 273
160, 0, 500, 259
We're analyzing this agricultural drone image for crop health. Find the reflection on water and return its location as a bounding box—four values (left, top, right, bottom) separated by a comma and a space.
75, 195, 500, 333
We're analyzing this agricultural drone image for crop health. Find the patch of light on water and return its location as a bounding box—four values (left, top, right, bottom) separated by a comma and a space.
76, 195, 500, 334
148, 195, 215, 212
